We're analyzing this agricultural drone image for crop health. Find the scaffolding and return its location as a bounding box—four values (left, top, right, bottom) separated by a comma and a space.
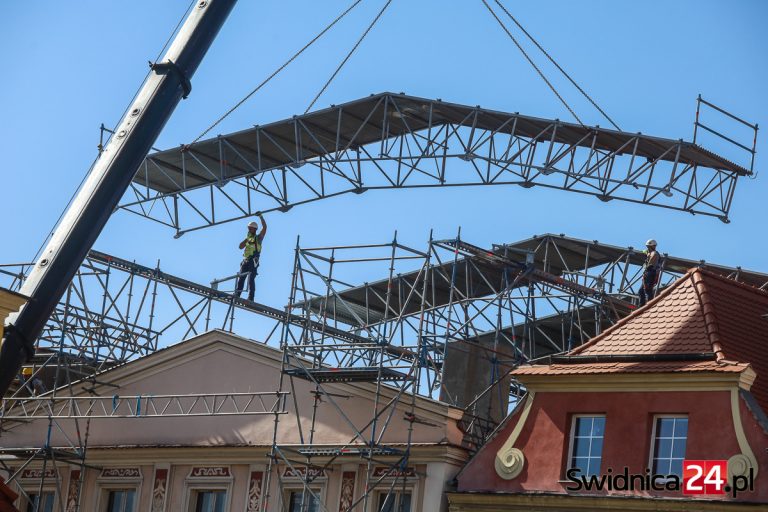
3, 233, 768, 510
264, 235, 430, 512
0, 251, 291, 512
263, 230, 768, 497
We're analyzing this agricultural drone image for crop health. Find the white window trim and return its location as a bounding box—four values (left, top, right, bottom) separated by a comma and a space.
94, 468, 143, 512
565, 414, 606, 478
371, 488, 416, 512
282, 485, 325, 512
183, 478, 233, 512
95, 486, 141, 512
364, 474, 419, 512
649, 414, 688, 479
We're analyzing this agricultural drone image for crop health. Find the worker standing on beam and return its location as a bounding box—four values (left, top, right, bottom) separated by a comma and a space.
235, 213, 267, 301
639, 239, 660, 306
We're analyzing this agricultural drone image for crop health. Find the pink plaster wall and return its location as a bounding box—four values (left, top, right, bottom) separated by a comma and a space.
457, 389, 768, 503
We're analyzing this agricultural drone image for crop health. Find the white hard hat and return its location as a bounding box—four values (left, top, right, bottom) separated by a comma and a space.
247, 221, 258, 228
645, 239, 657, 247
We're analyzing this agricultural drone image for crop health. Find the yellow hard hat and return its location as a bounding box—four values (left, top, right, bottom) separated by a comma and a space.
22, 367, 33, 376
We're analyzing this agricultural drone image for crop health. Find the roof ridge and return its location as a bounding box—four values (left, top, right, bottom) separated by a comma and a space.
695, 266, 768, 298
690, 269, 726, 361
568, 270, 695, 356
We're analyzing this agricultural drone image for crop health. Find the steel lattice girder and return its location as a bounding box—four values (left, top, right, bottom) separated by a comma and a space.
119, 93, 752, 235
0, 392, 287, 420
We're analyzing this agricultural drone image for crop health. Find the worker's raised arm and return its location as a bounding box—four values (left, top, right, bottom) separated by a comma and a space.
259, 213, 268, 240
239, 238, 247, 249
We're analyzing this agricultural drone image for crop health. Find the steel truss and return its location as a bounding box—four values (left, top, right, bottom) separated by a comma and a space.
118, 93, 753, 235
0, 391, 287, 420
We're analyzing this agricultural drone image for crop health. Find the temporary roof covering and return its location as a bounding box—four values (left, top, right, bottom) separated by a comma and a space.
297, 233, 768, 327
134, 92, 751, 195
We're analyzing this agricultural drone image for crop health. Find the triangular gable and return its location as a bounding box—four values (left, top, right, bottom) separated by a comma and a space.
2, 330, 463, 450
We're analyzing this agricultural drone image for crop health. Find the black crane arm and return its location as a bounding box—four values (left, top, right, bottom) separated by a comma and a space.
0, 0, 238, 396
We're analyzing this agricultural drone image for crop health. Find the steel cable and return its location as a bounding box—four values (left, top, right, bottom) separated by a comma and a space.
192, 0, 366, 144
492, 0, 621, 130
305, 0, 393, 114
479, 0, 585, 127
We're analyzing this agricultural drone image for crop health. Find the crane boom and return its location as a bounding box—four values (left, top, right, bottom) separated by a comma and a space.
0, 0, 238, 396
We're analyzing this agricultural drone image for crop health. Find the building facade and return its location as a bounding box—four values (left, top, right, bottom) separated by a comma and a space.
450, 268, 768, 510
1, 330, 468, 511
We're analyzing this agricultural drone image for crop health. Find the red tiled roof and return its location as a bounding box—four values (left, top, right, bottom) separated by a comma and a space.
513, 360, 750, 375
512, 268, 768, 410
570, 271, 713, 356
0, 477, 19, 512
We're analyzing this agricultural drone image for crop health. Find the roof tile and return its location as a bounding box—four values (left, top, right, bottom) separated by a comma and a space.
514, 269, 768, 411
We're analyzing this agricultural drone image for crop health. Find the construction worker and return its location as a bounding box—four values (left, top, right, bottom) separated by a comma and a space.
638, 239, 660, 306
235, 214, 267, 301
20, 366, 45, 395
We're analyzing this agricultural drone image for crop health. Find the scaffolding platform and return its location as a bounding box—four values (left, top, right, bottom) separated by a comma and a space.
282, 366, 411, 383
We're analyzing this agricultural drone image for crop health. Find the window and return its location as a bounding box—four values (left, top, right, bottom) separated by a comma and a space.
105, 489, 135, 512
194, 490, 226, 512
26, 492, 55, 512
652, 416, 688, 477
568, 415, 606, 477
287, 490, 320, 512
377, 491, 411, 512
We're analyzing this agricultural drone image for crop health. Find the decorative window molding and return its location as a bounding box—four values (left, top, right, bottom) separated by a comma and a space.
151, 466, 169, 512
65, 468, 82, 512
337, 471, 356, 512
245, 468, 264, 512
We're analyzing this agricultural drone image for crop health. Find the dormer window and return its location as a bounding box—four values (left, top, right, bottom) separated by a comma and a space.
567, 415, 606, 477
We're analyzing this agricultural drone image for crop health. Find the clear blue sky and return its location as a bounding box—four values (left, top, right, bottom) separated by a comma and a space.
1, 1, 766, 311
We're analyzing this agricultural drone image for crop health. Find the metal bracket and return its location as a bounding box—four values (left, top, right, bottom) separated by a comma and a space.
150, 59, 192, 99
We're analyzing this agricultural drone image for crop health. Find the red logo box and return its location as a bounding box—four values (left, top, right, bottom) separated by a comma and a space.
683, 460, 727, 495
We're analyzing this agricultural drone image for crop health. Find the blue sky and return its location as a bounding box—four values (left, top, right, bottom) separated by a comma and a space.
1, 0, 766, 311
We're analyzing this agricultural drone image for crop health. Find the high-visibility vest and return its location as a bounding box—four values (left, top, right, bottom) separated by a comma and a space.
644, 249, 660, 271
243, 233, 262, 259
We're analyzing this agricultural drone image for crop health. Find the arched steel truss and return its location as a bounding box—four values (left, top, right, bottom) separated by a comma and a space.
118, 93, 753, 235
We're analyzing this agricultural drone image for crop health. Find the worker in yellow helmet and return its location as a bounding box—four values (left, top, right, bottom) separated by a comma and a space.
639, 239, 660, 306
235, 213, 267, 301
20, 366, 45, 395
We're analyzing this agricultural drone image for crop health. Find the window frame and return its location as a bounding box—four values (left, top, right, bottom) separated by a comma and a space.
375, 489, 413, 512
649, 414, 689, 479
182, 470, 232, 512
100, 488, 138, 512
94, 468, 142, 512
565, 414, 607, 478
283, 486, 324, 512
191, 488, 229, 512
24, 490, 57, 512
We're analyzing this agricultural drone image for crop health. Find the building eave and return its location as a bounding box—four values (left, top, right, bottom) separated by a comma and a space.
516, 368, 756, 393
447, 492, 765, 511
